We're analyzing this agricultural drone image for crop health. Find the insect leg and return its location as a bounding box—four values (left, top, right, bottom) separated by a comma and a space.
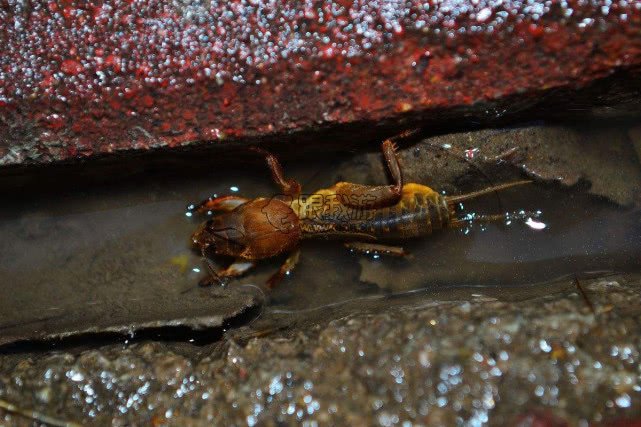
337, 131, 414, 209
190, 195, 249, 214
266, 249, 301, 289
250, 147, 302, 198
574, 275, 596, 314
199, 247, 225, 286
221, 260, 256, 277
344, 242, 411, 258
199, 256, 256, 287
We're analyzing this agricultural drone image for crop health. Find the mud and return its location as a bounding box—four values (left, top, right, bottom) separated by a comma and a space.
0, 120, 640, 425
0, 200, 260, 346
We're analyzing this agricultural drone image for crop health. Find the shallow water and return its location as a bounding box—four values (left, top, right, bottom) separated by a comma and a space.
266, 184, 641, 311
0, 146, 639, 343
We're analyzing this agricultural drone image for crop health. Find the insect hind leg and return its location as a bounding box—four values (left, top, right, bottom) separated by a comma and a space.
266, 249, 300, 289
338, 129, 420, 209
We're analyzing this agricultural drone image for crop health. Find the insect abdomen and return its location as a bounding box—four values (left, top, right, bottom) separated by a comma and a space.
361, 185, 451, 239
299, 183, 452, 240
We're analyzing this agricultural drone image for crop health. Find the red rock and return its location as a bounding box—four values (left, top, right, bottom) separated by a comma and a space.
60, 59, 83, 75
0, 1, 640, 166
141, 95, 154, 109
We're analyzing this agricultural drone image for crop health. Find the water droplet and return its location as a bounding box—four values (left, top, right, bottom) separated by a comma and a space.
539, 339, 552, 353
465, 148, 479, 159
615, 394, 631, 408
526, 217, 547, 230
476, 7, 492, 22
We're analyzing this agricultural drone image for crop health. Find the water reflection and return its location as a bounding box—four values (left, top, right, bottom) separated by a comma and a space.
0, 148, 639, 339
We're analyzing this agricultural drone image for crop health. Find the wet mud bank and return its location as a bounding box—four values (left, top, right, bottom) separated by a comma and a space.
0, 119, 640, 425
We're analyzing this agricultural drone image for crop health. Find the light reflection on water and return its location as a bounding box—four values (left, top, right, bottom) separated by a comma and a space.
0, 150, 639, 333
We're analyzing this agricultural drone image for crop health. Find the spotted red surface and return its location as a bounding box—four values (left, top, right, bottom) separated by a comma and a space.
1, 1, 640, 165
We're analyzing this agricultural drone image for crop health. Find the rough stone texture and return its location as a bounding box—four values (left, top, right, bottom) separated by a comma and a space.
630, 126, 641, 165
1, 1, 641, 166
348, 123, 641, 207
1, 275, 640, 425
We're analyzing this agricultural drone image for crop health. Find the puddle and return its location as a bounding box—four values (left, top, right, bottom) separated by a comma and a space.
264, 185, 640, 312
0, 139, 639, 346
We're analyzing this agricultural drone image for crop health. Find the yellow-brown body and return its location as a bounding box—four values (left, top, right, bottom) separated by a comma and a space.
293, 183, 455, 241
193, 183, 452, 262
190, 131, 530, 287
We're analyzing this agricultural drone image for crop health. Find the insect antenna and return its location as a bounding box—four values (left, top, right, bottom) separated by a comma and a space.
445, 180, 532, 204
421, 140, 512, 213
380, 128, 520, 214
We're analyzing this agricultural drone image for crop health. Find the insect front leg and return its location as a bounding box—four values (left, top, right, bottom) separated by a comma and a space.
190, 195, 249, 214
221, 260, 256, 278
199, 258, 256, 287
266, 249, 301, 289
344, 242, 411, 258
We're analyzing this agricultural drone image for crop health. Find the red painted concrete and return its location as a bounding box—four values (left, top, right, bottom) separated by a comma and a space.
1, 1, 640, 165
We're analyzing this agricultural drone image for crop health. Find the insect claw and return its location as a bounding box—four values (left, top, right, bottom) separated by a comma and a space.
198, 276, 212, 287
198, 275, 229, 288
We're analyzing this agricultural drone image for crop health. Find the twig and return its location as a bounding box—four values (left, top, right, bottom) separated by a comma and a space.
0, 398, 82, 427
573, 275, 596, 314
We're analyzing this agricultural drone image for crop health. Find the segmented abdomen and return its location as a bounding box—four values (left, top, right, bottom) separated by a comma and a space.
298, 183, 453, 240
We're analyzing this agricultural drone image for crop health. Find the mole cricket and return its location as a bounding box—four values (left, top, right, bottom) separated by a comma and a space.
190, 130, 531, 288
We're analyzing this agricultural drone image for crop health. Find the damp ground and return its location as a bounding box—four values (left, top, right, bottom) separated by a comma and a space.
0, 120, 640, 425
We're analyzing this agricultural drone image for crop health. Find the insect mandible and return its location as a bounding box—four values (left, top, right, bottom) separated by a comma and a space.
190, 130, 531, 288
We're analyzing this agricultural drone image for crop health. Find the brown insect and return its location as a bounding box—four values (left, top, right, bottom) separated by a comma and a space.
190, 130, 530, 288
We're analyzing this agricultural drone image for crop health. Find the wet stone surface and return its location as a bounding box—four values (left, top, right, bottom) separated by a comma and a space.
0, 120, 640, 424
353, 123, 641, 207
0, 199, 261, 346
1, 275, 640, 425
1, 121, 639, 344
